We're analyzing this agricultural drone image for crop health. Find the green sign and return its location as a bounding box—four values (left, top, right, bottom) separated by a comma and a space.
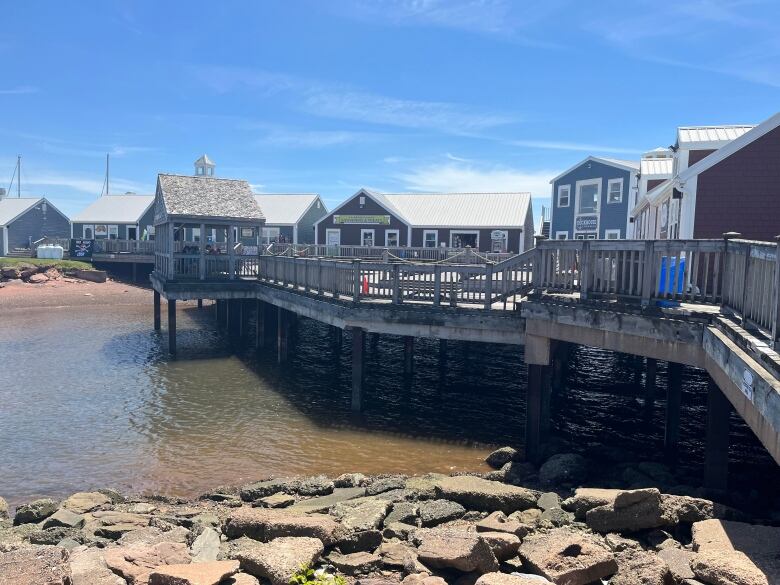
334, 214, 391, 225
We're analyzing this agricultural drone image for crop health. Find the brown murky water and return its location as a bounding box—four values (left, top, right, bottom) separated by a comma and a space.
1, 293, 778, 509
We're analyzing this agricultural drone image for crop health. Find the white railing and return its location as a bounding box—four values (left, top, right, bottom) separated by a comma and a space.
261, 243, 514, 264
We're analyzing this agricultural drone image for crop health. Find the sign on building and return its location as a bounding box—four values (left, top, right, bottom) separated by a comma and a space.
575, 215, 598, 232
70, 239, 94, 258
334, 215, 391, 225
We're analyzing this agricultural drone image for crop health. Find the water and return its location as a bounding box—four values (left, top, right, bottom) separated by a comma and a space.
1, 297, 778, 509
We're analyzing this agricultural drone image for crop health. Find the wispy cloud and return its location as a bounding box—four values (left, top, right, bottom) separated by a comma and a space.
507, 138, 642, 155
25, 172, 148, 195
0, 86, 38, 95
397, 161, 557, 197
10, 132, 157, 158
254, 128, 374, 149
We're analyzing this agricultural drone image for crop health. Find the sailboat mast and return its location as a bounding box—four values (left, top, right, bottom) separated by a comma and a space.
17, 155, 21, 198
106, 153, 110, 197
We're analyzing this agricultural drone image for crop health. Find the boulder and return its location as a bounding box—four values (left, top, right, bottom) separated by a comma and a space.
478, 531, 521, 561
501, 461, 538, 487
129, 503, 157, 515
148, 560, 240, 585
239, 478, 300, 502
418, 499, 466, 527
229, 536, 324, 585
190, 527, 221, 562
585, 488, 668, 533
539, 507, 573, 527
561, 487, 619, 519
63, 492, 112, 514
519, 528, 618, 585
691, 550, 769, 585
90, 510, 150, 539
376, 541, 415, 568
328, 551, 383, 575
0, 497, 7, 520
384, 501, 419, 526
19, 266, 39, 279
28, 273, 49, 283
297, 475, 334, 496
335, 528, 382, 553
224, 575, 260, 585
28, 526, 84, 545
104, 542, 190, 584
331, 499, 390, 532
402, 574, 447, 585
657, 548, 695, 582
485, 447, 519, 469
335, 473, 368, 488
367, 477, 407, 496
610, 549, 672, 585
475, 574, 554, 585
661, 494, 721, 524
117, 526, 189, 547
538, 453, 588, 487
475, 512, 526, 538
0, 545, 72, 584
44, 267, 62, 280
434, 476, 536, 514
257, 493, 295, 509
415, 528, 499, 573
14, 498, 59, 525
43, 508, 85, 529
536, 492, 560, 511
290, 487, 365, 513
224, 508, 343, 545
383, 521, 418, 540
1, 267, 21, 279
69, 545, 126, 585
405, 474, 448, 499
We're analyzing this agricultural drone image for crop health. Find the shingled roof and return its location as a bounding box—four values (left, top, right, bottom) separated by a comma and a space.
155, 174, 265, 223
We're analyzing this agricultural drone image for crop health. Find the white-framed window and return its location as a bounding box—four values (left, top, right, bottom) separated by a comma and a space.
83, 225, 95, 239
326, 228, 340, 246
555, 231, 569, 240
450, 230, 479, 249
576, 179, 601, 214
385, 230, 400, 247
557, 185, 571, 207
108, 225, 119, 239
423, 230, 438, 248
607, 178, 623, 204
359, 196, 366, 206
361, 229, 375, 247
575, 233, 597, 240
260, 227, 280, 245
605, 229, 621, 240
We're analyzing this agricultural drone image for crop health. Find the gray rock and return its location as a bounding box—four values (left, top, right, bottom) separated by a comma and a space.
290, 487, 365, 513
367, 477, 407, 496
43, 508, 85, 529
501, 461, 538, 487
586, 488, 669, 533
57, 537, 82, 550
476, 512, 527, 538
478, 531, 521, 561
239, 478, 300, 502
415, 528, 499, 573
561, 488, 620, 519
224, 508, 344, 545
538, 453, 588, 487
383, 521, 418, 540
229, 536, 324, 585
376, 541, 415, 568
658, 548, 695, 582
328, 551, 383, 575
539, 507, 573, 527
384, 501, 419, 526
257, 493, 295, 509
298, 475, 335, 497
610, 548, 671, 585
418, 499, 466, 527
336, 529, 383, 553
62, 492, 111, 514
334, 473, 368, 488
14, 498, 59, 525
28, 526, 84, 545
331, 499, 389, 532
405, 474, 448, 500
191, 526, 221, 562
536, 492, 560, 511
435, 475, 536, 514
128, 503, 157, 514
0, 497, 8, 520
485, 447, 519, 469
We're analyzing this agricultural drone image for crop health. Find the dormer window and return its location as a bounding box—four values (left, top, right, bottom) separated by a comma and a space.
359, 196, 366, 206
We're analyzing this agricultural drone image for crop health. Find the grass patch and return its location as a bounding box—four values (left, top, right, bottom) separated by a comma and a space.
0, 257, 94, 271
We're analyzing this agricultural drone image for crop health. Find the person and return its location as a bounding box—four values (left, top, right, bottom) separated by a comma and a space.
205, 244, 213, 255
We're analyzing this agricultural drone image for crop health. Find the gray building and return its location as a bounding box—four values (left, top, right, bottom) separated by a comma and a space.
0, 196, 70, 255
254, 193, 328, 244
315, 189, 534, 253
549, 156, 639, 240
71, 194, 155, 240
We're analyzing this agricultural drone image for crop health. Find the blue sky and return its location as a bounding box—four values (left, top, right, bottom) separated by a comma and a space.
1, 0, 779, 220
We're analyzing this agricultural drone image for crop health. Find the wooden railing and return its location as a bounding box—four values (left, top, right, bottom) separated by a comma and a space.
94, 239, 155, 254
261, 243, 514, 264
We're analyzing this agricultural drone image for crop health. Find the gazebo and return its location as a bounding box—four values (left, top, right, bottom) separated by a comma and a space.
153, 173, 265, 281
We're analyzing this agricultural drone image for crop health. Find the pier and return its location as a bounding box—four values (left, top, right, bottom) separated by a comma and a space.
149, 229, 780, 491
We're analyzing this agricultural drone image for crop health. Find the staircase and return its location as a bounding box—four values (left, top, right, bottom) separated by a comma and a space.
6, 247, 33, 258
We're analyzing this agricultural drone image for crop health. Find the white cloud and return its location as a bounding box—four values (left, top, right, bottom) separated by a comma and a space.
24, 172, 148, 196
255, 128, 373, 149
397, 161, 557, 197
508, 138, 642, 155
0, 86, 38, 95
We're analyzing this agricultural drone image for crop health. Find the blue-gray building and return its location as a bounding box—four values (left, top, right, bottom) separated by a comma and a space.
0, 196, 71, 255
71, 194, 155, 240
549, 156, 639, 240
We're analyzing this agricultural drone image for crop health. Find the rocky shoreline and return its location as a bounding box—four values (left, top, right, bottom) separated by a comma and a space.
1, 450, 777, 585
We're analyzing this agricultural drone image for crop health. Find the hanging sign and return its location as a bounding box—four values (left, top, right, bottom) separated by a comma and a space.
491, 230, 507, 240
334, 215, 391, 225
575, 215, 597, 232
70, 239, 94, 258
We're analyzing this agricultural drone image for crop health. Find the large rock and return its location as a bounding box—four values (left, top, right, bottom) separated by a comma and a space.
519, 528, 618, 585
28, 273, 49, 283
415, 528, 499, 573
610, 549, 672, 585
297, 475, 334, 497
561, 488, 619, 519
239, 478, 300, 502
28, 526, 84, 546
0, 496, 8, 520
585, 488, 668, 533
538, 453, 588, 487
63, 492, 111, 514
366, 477, 407, 496
691, 550, 769, 585
43, 508, 85, 529
328, 551, 383, 575
14, 498, 59, 525
117, 526, 189, 547
224, 508, 343, 545
661, 494, 722, 524
289, 487, 365, 513
485, 447, 519, 469
190, 527, 221, 562
434, 476, 536, 514
418, 499, 466, 527
229, 536, 324, 585
376, 541, 415, 569
384, 501, 419, 526
335, 529, 382, 553
148, 560, 240, 585
476, 511, 527, 538
1, 267, 21, 279
479, 531, 521, 561
331, 499, 389, 532
657, 548, 695, 582
89, 510, 150, 539
0, 545, 72, 584
104, 542, 190, 584
475, 574, 554, 585
69, 545, 126, 585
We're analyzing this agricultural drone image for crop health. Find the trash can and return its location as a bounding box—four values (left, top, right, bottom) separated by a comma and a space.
658, 256, 685, 295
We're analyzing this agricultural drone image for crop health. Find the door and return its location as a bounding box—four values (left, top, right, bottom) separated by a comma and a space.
127, 227, 138, 240
83, 225, 95, 239
361, 229, 375, 247
326, 229, 341, 246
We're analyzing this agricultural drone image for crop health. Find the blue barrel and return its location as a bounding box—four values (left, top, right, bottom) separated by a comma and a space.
658, 257, 686, 294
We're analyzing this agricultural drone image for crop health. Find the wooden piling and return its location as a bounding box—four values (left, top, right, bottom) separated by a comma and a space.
351, 327, 365, 412
705, 378, 731, 491
525, 363, 551, 463
665, 362, 682, 463
277, 307, 289, 363
153, 290, 161, 331
167, 299, 176, 357
403, 336, 414, 375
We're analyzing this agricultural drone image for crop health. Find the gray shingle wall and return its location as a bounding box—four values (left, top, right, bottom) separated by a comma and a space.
296, 197, 328, 243
7, 200, 70, 250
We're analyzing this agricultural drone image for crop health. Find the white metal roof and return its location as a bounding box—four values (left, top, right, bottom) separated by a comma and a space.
0, 197, 44, 226
374, 191, 532, 228
676, 125, 754, 149
549, 156, 639, 184
640, 157, 674, 177
194, 154, 215, 166
71, 194, 154, 223
254, 193, 323, 225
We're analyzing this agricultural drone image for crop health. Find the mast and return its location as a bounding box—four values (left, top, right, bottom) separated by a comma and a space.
105, 153, 110, 197
17, 155, 20, 198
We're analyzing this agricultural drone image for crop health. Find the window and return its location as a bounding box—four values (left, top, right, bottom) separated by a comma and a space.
359, 196, 366, 206
83, 225, 94, 239
607, 178, 623, 204
575, 233, 597, 240
385, 230, 399, 247
361, 229, 375, 247
557, 185, 570, 207
605, 229, 621, 240
576, 180, 600, 214
555, 231, 569, 240
260, 227, 280, 245
192, 227, 201, 242
127, 227, 137, 240
423, 230, 438, 248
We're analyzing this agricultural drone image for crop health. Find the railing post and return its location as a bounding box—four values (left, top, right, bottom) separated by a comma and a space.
317, 257, 324, 295
353, 258, 361, 303
433, 264, 442, 307
580, 241, 592, 301
532, 245, 543, 291
640, 240, 655, 305
392, 264, 401, 305
382, 248, 389, 263
484, 263, 494, 310
721, 232, 741, 306
773, 236, 780, 348
228, 224, 236, 280
740, 240, 752, 325
199, 222, 206, 280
